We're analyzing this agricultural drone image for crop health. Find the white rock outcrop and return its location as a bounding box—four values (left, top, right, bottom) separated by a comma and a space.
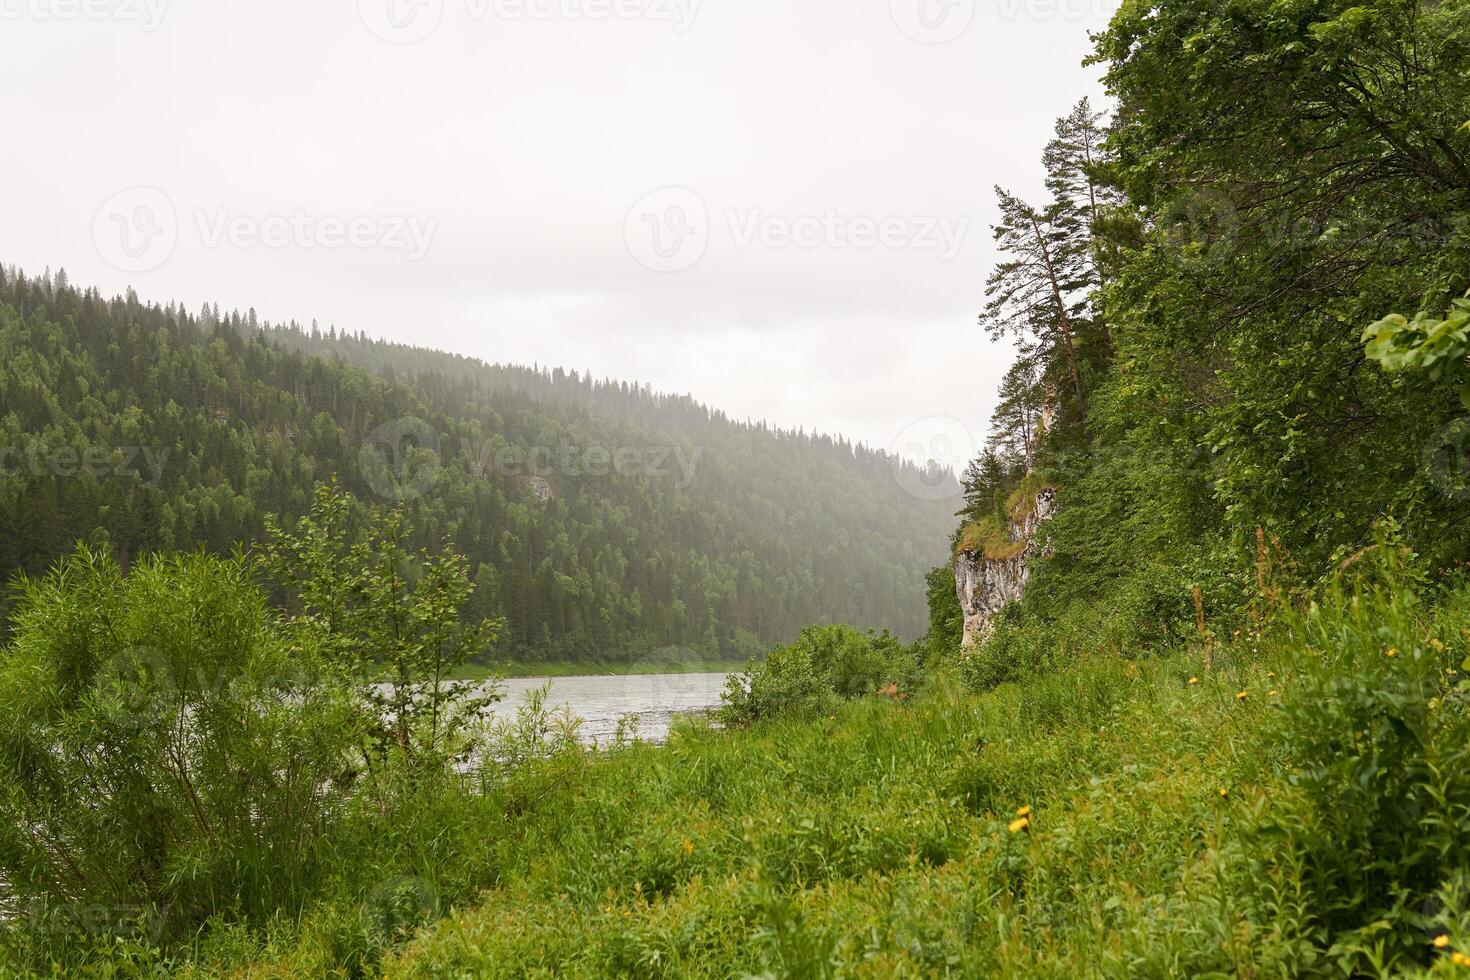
954, 487, 1056, 648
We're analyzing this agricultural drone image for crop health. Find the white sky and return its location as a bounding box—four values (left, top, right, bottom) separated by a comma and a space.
1, 0, 1113, 466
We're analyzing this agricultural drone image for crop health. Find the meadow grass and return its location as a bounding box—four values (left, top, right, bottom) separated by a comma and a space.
10, 548, 1470, 978
151, 643, 1309, 978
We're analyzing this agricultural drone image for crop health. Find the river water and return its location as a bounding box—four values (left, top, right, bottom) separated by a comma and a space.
487, 672, 730, 746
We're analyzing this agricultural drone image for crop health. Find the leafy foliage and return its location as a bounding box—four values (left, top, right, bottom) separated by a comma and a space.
0, 548, 363, 937
720, 625, 919, 726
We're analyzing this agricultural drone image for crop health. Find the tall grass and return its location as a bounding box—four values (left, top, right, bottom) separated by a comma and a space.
6, 533, 1470, 977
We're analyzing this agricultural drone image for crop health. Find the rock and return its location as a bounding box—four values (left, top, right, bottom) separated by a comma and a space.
954, 487, 1056, 647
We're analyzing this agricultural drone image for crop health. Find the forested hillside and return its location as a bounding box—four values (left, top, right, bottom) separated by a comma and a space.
0, 268, 955, 662
948, 1, 1470, 659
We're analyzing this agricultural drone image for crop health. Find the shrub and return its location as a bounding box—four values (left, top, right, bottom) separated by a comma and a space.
721, 625, 919, 726
0, 547, 365, 941
1261, 530, 1470, 972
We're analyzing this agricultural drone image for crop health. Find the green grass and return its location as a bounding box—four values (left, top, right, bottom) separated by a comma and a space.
11, 549, 1470, 978
147, 642, 1307, 978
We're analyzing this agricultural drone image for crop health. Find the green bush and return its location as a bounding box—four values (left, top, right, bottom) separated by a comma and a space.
0, 547, 364, 942
720, 625, 919, 726
1258, 532, 1470, 972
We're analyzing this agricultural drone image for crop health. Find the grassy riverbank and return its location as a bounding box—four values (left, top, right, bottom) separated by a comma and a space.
4, 545, 1445, 978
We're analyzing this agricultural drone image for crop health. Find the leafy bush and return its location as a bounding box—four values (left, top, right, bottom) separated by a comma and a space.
1260, 531, 1470, 971
0, 547, 364, 940
720, 625, 919, 726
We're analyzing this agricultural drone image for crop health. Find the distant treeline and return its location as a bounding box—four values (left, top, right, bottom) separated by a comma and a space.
0, 268, 956, 662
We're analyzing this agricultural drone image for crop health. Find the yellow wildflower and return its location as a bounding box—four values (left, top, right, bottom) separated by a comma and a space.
1008, 816, 1031, 834
1269, 689, 1280, 697
1188, 677, 1199, 686
1452, 950, 1470, 967
1434, 934, 1451, 949
1236, 691, 1249, 701
1387, 648, 1398, 658
1015, 805, 1032, 818
1218, 787, 1229, 798
1268, 672, 1276, 680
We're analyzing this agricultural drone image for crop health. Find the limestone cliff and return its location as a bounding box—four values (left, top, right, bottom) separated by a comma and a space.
954, 485, 1056, 648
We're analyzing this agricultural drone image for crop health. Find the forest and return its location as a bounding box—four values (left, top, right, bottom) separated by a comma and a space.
0, 269, 955, 665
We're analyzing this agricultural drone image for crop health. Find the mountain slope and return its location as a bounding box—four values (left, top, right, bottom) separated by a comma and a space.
0, 268, 957, 662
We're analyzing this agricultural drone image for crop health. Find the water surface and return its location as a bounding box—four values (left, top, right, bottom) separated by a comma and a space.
487, 672, 729, 745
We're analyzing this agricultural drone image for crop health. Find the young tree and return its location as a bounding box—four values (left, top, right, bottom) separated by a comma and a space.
987, 355, 1046, 468
264, 483, 504, 776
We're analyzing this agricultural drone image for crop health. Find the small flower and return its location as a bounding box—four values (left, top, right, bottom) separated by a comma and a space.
1188, 677, 1200, 686
1269, 689, 1280, 697
1015, 805, 1032, 818
1268, 672, 1277, 680
1434, 934, 1451, 949
1452, 950, 1470, 967
1008, 816, 1031, 833
1236, 691, 1249, 701
1218, 787, 1229, 798
1387, 648, 1398, 658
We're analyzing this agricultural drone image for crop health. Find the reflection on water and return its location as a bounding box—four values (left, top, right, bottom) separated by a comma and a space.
486, 672, 729, 746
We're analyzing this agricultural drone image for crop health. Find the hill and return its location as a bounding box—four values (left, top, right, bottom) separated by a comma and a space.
0, 267, 957, 663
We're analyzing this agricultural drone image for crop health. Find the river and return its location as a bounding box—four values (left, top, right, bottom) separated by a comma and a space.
487, 672, 730, 745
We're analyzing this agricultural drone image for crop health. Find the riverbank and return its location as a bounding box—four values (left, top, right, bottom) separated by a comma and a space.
152, 641, 1278, 977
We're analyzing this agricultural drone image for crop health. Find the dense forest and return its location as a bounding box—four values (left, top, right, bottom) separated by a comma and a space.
949, 0, 1470, 655
0, 268, 955, 663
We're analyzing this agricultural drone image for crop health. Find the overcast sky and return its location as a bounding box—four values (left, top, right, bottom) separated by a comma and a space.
1, 0, 1113, 468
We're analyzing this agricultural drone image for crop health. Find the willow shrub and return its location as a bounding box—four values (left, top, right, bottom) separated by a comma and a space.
0, 547, 364, 945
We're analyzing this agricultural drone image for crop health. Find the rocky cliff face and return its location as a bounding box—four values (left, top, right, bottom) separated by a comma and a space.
954, 487, 1056, 648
